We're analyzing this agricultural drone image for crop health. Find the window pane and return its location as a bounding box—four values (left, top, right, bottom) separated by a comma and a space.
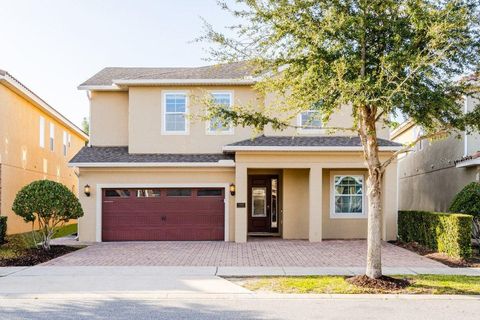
166, 114, 186, 131
209, 93, 231, 132
166, 189, 191, 197
197, 189, 223, 197
333, 175, 364, 214
105, 189, 131, 197
137, 189, 161, 197
212, 93, 230, 106
209, 117, 230, 131
252, 187, 267, 217
166, 94, 186, 113
301, 110, 322, 129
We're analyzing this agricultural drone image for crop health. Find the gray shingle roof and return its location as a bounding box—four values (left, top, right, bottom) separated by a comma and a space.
70, 147, 233, 164
226, 135, 402, 147
80, 61, 256, 86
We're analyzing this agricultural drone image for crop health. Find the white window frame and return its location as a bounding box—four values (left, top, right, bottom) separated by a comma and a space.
206, 91, 234, 135
297, 110, 323, 134
49, 123, 55, 152
39, 116, 45, 148
330, 173, 367, 219
62, 131, 68, 156
162, 91, 189, 135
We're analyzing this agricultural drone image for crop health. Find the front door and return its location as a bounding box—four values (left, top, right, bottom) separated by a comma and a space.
248, 175, 279, 234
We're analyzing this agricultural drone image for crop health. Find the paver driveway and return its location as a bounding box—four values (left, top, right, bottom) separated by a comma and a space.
44, 239, 445, 267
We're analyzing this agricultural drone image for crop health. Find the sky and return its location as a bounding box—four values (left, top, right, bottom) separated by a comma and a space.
0, 0, 236, 127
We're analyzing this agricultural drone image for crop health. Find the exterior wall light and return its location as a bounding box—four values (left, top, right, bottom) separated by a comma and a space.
84, 184, 91, 197
229, 183, 236, 196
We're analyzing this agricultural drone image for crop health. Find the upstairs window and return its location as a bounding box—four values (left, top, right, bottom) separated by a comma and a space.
207, 92, 233, 134
163, 93, 188, 134
298, 110, 322, 131
62, 131, 68, 156
49, 123, 55, 151
39, 116, 45, 148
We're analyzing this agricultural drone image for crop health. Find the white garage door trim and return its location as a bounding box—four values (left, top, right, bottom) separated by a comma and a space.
95, 183, 230, 242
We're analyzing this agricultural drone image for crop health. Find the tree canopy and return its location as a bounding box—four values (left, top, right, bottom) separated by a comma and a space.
201, 0, 480, 279
201, 0, 480, 140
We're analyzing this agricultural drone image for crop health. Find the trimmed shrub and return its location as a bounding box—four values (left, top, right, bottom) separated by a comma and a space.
398, 210, 472, 259
12, 180, 83, 251
449, 182, 480, 245
0, 216, 7, 244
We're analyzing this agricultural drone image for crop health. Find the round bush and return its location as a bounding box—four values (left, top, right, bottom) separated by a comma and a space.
12, 180, 83, 223
449, 182, 480, 218
12, 180, 83, 250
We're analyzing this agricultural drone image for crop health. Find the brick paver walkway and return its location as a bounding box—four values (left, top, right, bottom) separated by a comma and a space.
44, 239, 446, 267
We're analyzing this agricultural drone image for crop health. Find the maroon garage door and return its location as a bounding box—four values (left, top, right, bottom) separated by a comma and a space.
102, 188, 225, 241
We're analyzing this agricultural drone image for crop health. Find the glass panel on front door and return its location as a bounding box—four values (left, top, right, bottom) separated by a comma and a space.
252, 187, 267, 217
271, 178, 278, 228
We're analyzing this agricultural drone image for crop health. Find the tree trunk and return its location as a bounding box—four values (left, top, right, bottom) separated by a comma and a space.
358, 106, 384, 279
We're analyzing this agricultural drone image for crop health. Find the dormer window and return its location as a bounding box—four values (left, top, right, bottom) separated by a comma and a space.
162, 92, 188, 135
207, 92, 233, 135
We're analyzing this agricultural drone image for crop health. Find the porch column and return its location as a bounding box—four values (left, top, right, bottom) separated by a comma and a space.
235, 164, 248, 243
309, 166, 323, 242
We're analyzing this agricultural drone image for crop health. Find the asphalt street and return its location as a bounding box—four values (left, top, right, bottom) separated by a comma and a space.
1, 295, 479, 320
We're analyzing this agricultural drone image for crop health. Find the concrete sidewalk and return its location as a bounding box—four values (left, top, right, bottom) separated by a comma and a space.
1, 265, 480, 278
0, 265, 479, 301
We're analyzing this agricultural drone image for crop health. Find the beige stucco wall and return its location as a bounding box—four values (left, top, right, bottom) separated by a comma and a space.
0, 84, 87, 234
89, 85, 391, 152
127, 86, 259, 153
77, 167, 236, 242
89, 91, 128, 146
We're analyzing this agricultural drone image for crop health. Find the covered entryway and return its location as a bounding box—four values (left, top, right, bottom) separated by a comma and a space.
101, 188, 225, 241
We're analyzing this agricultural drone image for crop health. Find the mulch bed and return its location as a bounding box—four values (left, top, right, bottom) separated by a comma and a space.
393, 241, 480, 268
0, 246, 79, 267
346, 275, 410, 290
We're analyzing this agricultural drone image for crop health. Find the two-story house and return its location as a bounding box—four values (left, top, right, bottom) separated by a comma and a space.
392, 93, 480, 212
0, 70, 88, 234
72, 62, 401, 243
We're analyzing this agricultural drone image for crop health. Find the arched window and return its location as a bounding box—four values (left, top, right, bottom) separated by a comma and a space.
331, 175, 365, 217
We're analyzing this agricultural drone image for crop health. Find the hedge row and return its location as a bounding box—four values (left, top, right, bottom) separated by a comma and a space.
398, 210, 472, 259
0, 216, 7, 244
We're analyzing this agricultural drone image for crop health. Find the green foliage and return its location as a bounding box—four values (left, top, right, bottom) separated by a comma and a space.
0, 216, 7, 244
12, 180, 83, 223
12, 180, 83, 250
201, 0, 480, 135
398, 210, 472, 259
81, 117, 89, 135
449, 182, 480, 218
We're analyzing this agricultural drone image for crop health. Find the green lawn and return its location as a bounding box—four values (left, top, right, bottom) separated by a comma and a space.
0, 223, 77, 259
238, 275, 480, 295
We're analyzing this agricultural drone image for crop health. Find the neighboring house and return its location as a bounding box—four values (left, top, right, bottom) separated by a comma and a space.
391, 95, 480, 212
72, 62, 401, 243
0, 70, 88, 234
